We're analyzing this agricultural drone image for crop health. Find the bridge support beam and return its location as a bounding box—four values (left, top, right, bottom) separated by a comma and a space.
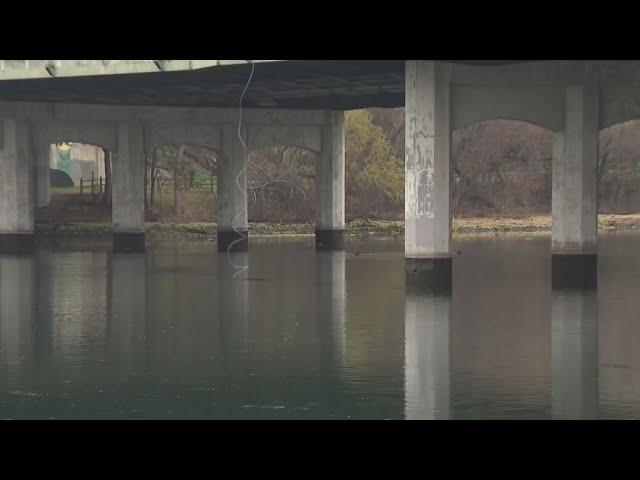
404, 60, 452, 293
217, 124, 248, 252
33, 144, 51, 208
112, 122, 145, 253
0, 119, 35, 253
315, 111, 345, 250
552, 82, 599, 288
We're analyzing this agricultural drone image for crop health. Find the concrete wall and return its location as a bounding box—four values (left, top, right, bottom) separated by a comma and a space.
0, 119, 34, 234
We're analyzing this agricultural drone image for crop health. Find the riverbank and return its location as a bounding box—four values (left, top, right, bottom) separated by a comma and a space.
34, 213, 640, 238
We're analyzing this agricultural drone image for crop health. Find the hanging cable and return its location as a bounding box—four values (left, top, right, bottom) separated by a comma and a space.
226, 61, 255, 277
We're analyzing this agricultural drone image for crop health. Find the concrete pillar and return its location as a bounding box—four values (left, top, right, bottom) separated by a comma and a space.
552, 82, 599, 287
33, 144, 51, 208
316, 112, 345, 250
551, 288, 598, 419
404, 289, 450, 420
404, 61, 452, 293
0, 119, 35, 253
112, 122, 145, 253
315, 251, 346, 369
217, 124, 248, 252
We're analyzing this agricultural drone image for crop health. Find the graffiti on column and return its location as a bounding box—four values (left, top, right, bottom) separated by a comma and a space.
406, 116, 434, 220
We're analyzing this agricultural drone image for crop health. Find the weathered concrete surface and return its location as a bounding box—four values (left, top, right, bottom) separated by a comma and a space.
0, 119, 34, 235
404, 60, 451, 258
33, 144, 51, 208
316, 111, 345, 249
551, 288, 598, 419
111, 122, 145, 251
552, 83, 599, 255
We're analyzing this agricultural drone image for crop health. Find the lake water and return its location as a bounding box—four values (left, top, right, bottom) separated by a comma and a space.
1, 232, 640, 420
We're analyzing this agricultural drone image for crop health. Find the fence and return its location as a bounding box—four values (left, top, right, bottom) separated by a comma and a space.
155, 176, 217, 193
79, 173, 105, 202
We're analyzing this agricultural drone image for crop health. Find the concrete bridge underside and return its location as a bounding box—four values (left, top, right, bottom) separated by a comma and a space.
2, 60, 640, 288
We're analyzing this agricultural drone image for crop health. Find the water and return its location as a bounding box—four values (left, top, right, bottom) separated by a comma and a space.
1, 231, 640, 419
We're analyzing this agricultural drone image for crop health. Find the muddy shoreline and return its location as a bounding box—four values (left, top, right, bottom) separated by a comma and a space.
33, 214, 640, 239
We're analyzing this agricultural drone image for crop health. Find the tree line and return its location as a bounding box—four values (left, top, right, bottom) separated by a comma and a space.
142, 108, 640, 222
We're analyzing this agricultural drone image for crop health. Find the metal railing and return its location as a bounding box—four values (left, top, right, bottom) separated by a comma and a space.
79, 173, 104, 202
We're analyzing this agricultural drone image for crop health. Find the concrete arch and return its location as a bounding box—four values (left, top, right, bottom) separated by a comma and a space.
452, 85, 564, 132
32, 120, 116, 151
247, 125, 322, 154
600, 84, 640, 130
144, 122, 221, 154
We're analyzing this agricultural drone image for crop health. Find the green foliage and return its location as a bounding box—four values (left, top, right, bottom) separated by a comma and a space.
345, 110, 404, 217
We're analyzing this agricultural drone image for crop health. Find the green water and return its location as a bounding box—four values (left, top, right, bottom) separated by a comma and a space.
1, 233, 639, 419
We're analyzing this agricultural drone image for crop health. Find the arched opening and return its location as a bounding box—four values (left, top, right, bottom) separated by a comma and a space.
598, 119, 640, 214
36, 142, 112, 226
451, 119, 552, 218
341, 111, 554, 229
147, 144, 218, 222
345, 108, 404, 222
246, 145, 317, 224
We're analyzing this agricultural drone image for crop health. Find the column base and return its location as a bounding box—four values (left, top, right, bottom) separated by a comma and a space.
405, 256, 452, 295
315, 229, 345, 250
218, 230, 248, 252
0, 233, 35, 254
551, 253, 597, 290
113, 232, 145, 253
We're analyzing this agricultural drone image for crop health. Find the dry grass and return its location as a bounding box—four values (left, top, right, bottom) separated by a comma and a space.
37, 191, 640, 238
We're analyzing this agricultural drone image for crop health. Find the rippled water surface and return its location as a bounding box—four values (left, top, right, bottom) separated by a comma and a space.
1, 232, 640, 419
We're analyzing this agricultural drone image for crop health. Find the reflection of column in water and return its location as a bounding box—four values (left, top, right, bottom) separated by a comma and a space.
218, 253, 249, 366
551, 288, 598, 419
107, 253, 148, 375
404, 290, 450, 420
315, 251, 346, 370
33, 250, 53, 376
0, 255, 36, 386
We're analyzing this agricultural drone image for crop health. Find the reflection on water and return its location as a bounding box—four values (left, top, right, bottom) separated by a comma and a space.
2, 233, 640, 418
404, 291, 450, 419
551, 288, 598, 419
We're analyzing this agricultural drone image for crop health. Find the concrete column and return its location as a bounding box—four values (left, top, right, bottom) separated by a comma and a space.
552, 82, 599, 287
404, 289, 450, 420
112, 122, 145, 253
0, 119, 35, 253
404, 61, 452, 292
33, 144, 51, 208
315, 251, 346, 370
316, 111, 345, 250
551, 288, 598, 419
217, 124, 248, 252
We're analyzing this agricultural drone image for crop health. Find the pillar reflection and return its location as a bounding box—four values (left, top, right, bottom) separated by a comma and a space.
107, 253, 148, 376
218, 252, 249, 368
315, 250, 346, 371
0, 254, 36, 392
404, 285, 450, 420
551, 287, 598, 419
